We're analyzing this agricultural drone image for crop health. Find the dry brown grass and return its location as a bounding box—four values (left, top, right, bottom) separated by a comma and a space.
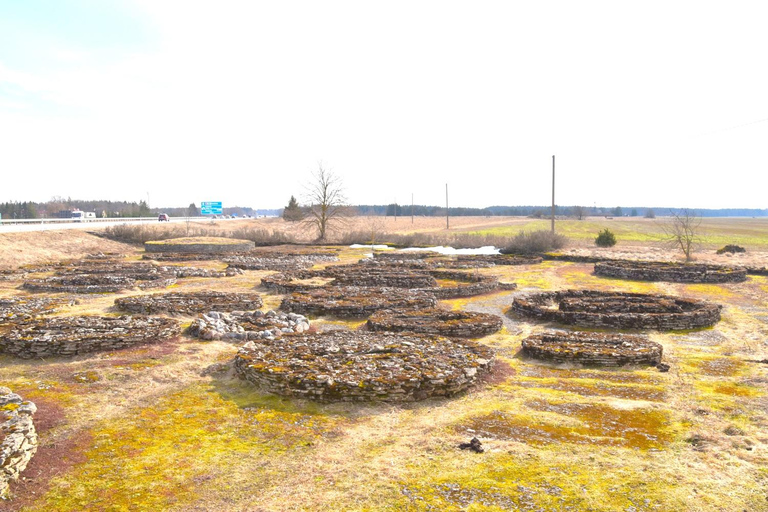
0, 231, 136, 270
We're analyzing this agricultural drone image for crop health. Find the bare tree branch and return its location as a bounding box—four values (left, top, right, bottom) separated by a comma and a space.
661, 209, 702, 262
302, 162, 349, 242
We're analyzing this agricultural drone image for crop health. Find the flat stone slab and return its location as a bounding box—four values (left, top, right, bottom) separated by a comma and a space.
367, 308, 503, 338
115, 291, 263, 315
145, 237, 256, 254
594, 261, 747, 283
0, 315, 181, 358
234, 331, 494, 402
521, 330, 663, 366
511, 289, 721, 330
280, 287, 438, 318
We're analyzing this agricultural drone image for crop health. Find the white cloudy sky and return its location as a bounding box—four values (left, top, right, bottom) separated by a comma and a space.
1, 0, 767, 210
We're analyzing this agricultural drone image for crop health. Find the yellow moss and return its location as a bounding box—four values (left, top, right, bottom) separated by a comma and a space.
684, 283, 736, 299
31, 384, 343, 511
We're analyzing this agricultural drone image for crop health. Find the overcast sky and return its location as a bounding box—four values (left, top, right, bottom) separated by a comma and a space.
1, 1, 767, 210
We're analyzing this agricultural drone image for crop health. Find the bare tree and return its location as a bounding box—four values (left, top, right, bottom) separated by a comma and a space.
303, 163, 348, 242
572, 206, 586, 220
663, 209, 701, 262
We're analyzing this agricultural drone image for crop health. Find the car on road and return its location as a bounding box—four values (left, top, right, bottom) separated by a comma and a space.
158, 213, 169, 222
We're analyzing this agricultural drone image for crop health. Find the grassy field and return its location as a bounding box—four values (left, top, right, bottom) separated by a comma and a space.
0, 225, 767, 511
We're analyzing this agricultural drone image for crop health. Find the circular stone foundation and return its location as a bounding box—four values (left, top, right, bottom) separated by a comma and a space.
234, 331, 494, 402
280, 287, 438, 318
144, 237, 256, 254
0, 297, 76, 324
0, 316, 181, 358
521, 330, 663, 366
115, 291, 264, 315
367, 308, 503, 338
22, 273, 176, 293
510, 289, 721, 330
224, 252, 338, 271
594, 261, 747, 283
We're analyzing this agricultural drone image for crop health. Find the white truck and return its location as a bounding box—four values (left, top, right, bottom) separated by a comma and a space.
71, 210, 96, 222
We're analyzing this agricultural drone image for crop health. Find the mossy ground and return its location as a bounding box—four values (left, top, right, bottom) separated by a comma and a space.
1, 243, 767, 511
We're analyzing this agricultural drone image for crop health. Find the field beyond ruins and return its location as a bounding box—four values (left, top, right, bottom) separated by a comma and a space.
0, 216, 766, 511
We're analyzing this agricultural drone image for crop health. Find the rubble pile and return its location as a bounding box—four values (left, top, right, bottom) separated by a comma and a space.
521, 330, 663, 366
0, 388, 38, 499
511, 290, 722, 330
234, 330, 495, 402
280, 287, 438, 318
594, 261, 748, 283
188, 310, 310, 341
115, 291, 263, 315
0, 315, 180, 358
367, 308, 503, 338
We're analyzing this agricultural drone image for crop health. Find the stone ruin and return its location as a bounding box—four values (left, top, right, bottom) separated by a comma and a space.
234, 330, 494, 402
367, 308, 503, 338
594, 260, 747, 283
447, 254, 543, 268
280, 287, 438, 318
0, 296, 76, 324
21, 260, 241, 294
521, 330, 663, 366
510, 289, 722, 330
188, 310, 310, 341
262, 266, 510, 299
224, 252, 339, 271
369, 252, 542, 269
144, 237, 256, 254
0, 388, 38, 499
115, 291, 264, 315
0, 315, 180, 358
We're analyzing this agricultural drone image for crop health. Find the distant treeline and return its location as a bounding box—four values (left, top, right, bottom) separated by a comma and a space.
0, 198, 765, 220
358, 204, 768, 218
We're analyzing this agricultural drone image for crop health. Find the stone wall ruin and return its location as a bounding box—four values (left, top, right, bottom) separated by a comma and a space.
234, 331, 494, 402
594, 261, 747, 283
510, 289, 721, 330
115, 291, 263, 315
0, 315, 180, 358
367, 308, 503, 338
521, 330, 663, 366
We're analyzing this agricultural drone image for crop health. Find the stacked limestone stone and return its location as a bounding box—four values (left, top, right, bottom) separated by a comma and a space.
0, 316, 180, 358
511, 290, 721, 330
594, 261, 747, 283
521, 331, 663, 366
115, 291, 263, 315
225, 253, 338, 271
280, 287, 438, 318
0, 297, 76, 324
367, 308, 503, 338
234, 331, 494, 402
0, 388, 38, 499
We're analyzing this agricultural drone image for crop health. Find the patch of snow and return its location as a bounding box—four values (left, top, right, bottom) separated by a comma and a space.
400, 246, 500, 255
349, 244, 393, 250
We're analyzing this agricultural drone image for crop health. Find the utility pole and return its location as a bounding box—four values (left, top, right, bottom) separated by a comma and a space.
411, 193, 414, 224
551, 155, 555, 233
445, 183, 449, 229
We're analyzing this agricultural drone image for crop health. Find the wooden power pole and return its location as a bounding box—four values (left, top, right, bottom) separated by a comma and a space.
551, 155, 556, 233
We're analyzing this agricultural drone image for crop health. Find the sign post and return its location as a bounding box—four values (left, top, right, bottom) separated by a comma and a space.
201, 201, 223, 216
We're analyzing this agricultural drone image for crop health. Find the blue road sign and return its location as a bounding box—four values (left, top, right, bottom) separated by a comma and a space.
201, 201, 223, 215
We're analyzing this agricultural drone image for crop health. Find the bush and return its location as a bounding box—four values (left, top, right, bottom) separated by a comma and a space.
716, 244, 746, 255
595, 229, 617, 247
500, 230, 568, 255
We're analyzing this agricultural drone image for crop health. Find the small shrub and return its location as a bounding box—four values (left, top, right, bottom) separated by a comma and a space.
595, 229, 617, 248
500, 230, 568, 255
716, 245, 746, 255
229, 227, 295, 246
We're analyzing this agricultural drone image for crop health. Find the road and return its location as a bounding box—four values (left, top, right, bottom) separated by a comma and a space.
0, 217, 243, 233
